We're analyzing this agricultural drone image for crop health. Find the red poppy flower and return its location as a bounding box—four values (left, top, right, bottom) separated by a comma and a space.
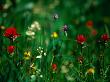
86, 20, 93, 28
7, 45, 15, 53
52, 64, 57, 71
101, 34, 109, 41
4, 27, 20, 40
77, 34, 86, 44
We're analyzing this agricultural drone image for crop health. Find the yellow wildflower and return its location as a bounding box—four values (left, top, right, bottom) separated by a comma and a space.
30, 63, 37, 74
30, 63, 37, 70
24, 51, 31, 60
87, 68, 95, 74
51, 32, 58, 38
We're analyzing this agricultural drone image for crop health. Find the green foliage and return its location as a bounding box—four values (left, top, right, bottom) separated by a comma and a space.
0, 0, 110, 82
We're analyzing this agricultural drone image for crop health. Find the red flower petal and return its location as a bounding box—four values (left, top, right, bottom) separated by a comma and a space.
77, 34, 86, 44
7, 45, 15, 53
52, 64, 57, 71
86, 20, 93, 28
101, 34, 109, 41
4, 27, 20, 39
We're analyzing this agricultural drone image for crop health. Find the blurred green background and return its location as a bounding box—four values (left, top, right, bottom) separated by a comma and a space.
0, 0, 110, 82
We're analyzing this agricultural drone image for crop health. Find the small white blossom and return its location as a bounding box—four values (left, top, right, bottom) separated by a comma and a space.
61, 65, 69, 73
44, 53, 47, 56
41, 50, 43, 53
66, 75, 74, 81
30, 75, 36, 82
40, 75, 43, 78
26, 30, 35, 36
36, 55, 42, 59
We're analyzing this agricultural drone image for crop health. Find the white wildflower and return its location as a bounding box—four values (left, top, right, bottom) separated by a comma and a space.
26, 30, 35, 36
36, 55, 42, 59
40, 75, 43, 78
61, 65, 69, 73
66, 75, 74, 81
44, 53, 47, 56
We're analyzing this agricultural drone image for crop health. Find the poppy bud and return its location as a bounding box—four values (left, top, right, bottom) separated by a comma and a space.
7, 45, 15, 53
86, 20, 93, 28
78, 56, 84, 64
52, 64, 57, 71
